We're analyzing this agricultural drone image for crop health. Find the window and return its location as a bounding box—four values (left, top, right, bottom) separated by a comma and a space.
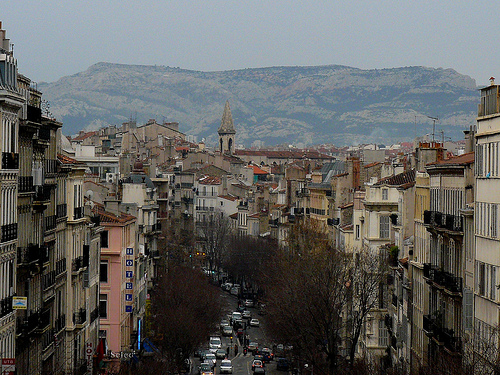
378, 319, 389, 346
380, 216, 390, 239
478, 262, 486, 296
99, 294, 108, 319
355, 225, 360, 240
382, 188, 388, 200
100, 231, 109, 248
100, 261, 108, 283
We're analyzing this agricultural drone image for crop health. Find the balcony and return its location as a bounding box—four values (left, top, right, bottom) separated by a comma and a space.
296, 188, 310, 197
42, 270, 56, 291
34, 184, 52, 204
27, 104, 42, 123
269, 218, 279, 226
55, 258, 66, 276
182, 196, 193, 204
1, 223, 17, 243
423, 211, 463, 233
196, 206, 215, 212
18, 176, 34, 193
90, 215, 100, 226
17, 244, 42, 266
295, 208, 304, 216
1, 152, 19, 170
157, 192, 169, 200
44, 215, 57, 232
423, 264, 463, 294
55, 314, 66, 333
74, 207, 84, 220
38, 126, 51, 141
0, 296, 12, 318
442, 329, 462, 354
36, 308, 51, 333
72, 256, 84, 273
288, 215, 296, 223
42, 328, 55, 351
44, 159, 58, 175
56, 203, 67, 219
73, 308, 87, 328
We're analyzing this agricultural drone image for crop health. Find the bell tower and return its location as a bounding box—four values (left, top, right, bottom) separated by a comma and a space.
218, 101, 236, 155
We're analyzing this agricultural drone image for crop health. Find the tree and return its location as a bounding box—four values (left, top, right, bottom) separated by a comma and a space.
149, 265, 222, 372
196, 210, 232, 273
263, 219, 387, 374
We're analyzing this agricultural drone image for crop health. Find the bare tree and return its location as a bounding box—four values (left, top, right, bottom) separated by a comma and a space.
196, 210, 232, 274
149, 265, 222, 372
263, 219, 388, 374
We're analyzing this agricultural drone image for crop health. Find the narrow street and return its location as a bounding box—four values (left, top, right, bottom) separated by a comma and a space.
191, 287, 284, 375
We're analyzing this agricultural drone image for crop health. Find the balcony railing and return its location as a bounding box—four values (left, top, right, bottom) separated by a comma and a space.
56, 258, 66, 276
44, 159, 58, 175
295, 208, 304, 216
55, 314, 66, 333
42, 271, 56, 291
423, 211, 463, 232
44, 215, 57, 232
423, 264, 463, 294
27, 104, 41, 123
289, 215, 296, 223
18, 176, 34, 193
196, 206, 215, 212
1, 152, 19, 169
18, 244, 42, 265
74, 207, 84, 220
38, 126, 51, 141
1, 223, 17, 243
36, 308, 51, 333
442, 329, 462, 354
0, 296, 12, 318
73, 308, 87, 326
56, 203, 67, 219
296, 188, 310, 197
42, 328, 55, 351
34, 185, 52, 203
269, 218, 279, 226
72, 256, 84, 273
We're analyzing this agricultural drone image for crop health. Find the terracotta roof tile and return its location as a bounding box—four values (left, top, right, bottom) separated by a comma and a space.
374, 169, 416, 187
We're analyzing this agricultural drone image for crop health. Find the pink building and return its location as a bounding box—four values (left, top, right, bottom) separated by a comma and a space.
95, 202, 137, 355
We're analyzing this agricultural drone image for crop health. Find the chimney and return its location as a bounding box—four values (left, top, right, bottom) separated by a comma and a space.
104, 199, 121, 217
490, 77, 495, 86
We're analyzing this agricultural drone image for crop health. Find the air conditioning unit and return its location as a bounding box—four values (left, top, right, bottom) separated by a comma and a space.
106, 173, 117, 184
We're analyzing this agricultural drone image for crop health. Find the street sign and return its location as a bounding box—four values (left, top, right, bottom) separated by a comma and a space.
2, 358, 15, 375
12, 297, 27, 309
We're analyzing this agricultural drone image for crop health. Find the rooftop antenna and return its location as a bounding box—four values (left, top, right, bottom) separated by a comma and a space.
426, 115, 438, 142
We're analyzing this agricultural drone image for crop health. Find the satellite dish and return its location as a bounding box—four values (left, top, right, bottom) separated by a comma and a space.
85, 190, 93, 199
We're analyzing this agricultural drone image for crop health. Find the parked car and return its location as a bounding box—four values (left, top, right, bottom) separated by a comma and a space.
276, 358, 290, 371
220, 319, 230, 329
249, 318, 260, 327
242, 310, 252, 319
199, 363, 214, 375
244, 299, 255, 307
252, 360, 264, 371
220, 359, 233, 374
230, 284, 241, 296
254, 367, 266, 375
222, 282, 233, 291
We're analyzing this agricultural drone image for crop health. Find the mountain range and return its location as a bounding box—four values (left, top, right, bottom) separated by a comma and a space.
38, 63, 479, 146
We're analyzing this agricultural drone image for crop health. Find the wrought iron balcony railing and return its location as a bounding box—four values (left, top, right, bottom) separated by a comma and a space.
1, 223, 17, 243
1, 152, 19, 169
18, 176, 34, 193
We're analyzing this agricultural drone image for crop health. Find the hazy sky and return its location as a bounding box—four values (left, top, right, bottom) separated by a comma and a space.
1, 1, 497, 85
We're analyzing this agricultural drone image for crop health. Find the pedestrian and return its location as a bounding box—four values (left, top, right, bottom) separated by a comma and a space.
234, 344, 238, 356
226, 346, 230, 357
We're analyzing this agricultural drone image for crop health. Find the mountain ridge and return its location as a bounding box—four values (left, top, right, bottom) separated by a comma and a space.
38, 62, 479, 146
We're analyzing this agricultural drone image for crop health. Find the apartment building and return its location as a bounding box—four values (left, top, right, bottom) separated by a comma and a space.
0, 22, 22, 368
473, 79, 500, 369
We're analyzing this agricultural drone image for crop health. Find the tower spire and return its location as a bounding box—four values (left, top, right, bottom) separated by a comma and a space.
218, 100, 236, 134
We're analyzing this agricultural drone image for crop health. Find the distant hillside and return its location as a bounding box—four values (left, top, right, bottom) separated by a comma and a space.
38, 63, 479, 146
